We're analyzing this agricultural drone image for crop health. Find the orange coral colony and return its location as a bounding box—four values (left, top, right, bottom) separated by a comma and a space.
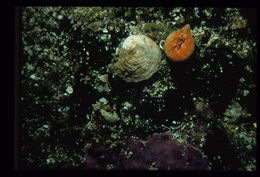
164, 24, 195, 62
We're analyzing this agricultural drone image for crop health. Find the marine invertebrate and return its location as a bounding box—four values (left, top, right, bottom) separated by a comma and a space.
164, 24, 195, 62
85, 132, 210, 170
110, 35, 161, 82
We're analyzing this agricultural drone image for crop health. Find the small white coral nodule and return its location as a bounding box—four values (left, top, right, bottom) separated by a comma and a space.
111, 35, 161, 82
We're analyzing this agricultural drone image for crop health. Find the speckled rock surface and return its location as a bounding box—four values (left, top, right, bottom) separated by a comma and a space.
17, 7, 256, 170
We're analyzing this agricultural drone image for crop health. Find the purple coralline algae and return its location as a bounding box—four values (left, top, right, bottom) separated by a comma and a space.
85, 132, 210, 170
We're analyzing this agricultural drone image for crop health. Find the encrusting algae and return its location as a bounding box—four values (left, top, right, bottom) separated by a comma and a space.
164, 24, 195, 62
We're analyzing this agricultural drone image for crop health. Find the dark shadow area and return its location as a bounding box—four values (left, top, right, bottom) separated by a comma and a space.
203, 125, 242, 170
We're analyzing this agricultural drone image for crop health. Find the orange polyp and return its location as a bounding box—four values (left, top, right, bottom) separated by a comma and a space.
164, 24, 195, 62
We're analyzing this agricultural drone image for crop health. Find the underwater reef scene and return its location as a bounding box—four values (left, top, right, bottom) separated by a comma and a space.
18, 7, 256, 170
